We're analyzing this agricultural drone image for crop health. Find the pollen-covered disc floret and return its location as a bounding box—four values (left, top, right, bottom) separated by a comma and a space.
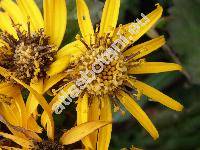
0, 25, 56, 83
73, 35, 128, 96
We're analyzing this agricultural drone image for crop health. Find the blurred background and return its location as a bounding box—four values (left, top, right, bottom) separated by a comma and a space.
61, 0, 200, 149
9, 0, 200, 149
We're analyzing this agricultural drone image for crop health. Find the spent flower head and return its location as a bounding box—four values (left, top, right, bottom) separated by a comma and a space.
0, 0, 74, 142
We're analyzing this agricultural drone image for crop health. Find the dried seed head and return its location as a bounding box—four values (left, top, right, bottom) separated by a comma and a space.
0, 24, 56, 84
34, 140, 64, 150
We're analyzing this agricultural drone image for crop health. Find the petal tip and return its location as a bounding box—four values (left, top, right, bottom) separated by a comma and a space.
177, 104, 184, 112
155, 3, 162, 8
179, 66, 183, 71
155, 3, 163, 14
153, 133, 159, 140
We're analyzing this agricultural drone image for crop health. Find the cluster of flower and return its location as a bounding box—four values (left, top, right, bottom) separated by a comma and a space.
0, 0, 183, 149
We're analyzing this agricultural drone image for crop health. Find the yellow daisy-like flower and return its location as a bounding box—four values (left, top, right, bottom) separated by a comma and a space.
0, 109, 110, 149
41, 0, 183, 149
0, 0, 76, 137
0, 0, 69, 80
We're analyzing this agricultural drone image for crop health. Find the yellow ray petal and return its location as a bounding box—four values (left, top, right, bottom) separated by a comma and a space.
128, 62, 182, 74
127, 78, 184, 111
0, 66, 54, 140
0, 84, 23, 127
47, 56, 70, 76
116, 90, 159, 140
0, 83, 20, 99
97, 95, 112, 150
57, 40, 87, 62
11, 103, 21, 124
12, 96, 23, 127
27, 116, 43, 134
76, 0, 94, 45
76, 93, 93, 149
88, 96, 100, 149
113, 4, 163, 46
0, 0, 27, 30
31, 79, 44, 94
13, 88, 27, 128
26, 79, 43, 118
43, 73, 68, 93
27, 97, 39, 120
60, 121, 111, 145
123, 36, 165, 60
0, 132, 33, 148
0, 103, 19, 126
0, 97, 23, 134
77, 93, 89, 125
0, 12, 17, 38
12, 103, 22, 126
99, 0, 120, 37
16, 0, 44, 32
43, 0, 67, 48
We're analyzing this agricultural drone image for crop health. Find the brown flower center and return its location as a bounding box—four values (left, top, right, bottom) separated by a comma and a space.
0, 24, 56, 83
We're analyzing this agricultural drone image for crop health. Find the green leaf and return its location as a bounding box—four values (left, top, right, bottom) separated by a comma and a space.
167, 0, 200, 84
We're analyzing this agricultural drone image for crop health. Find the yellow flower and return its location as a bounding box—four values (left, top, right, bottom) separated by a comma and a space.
0, 0, 70, 79
0, 0, 80, 138
0, 112, 110, 149
41, 0, 184, 149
